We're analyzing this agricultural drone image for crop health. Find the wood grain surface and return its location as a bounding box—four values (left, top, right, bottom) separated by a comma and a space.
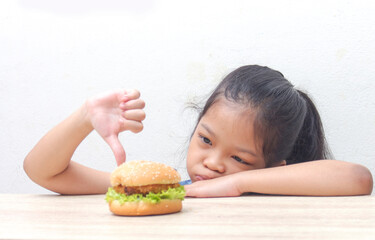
1, 194, 374, 239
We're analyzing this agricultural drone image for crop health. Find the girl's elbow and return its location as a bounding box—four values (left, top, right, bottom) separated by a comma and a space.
23, 155, 44, 185
23, 156, 33, 179
353, 164, 373, 195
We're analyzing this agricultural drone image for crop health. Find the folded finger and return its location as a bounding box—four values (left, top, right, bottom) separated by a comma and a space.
125, 89, 140, 100
120, 98, 145, 110
118, 89, 141, 104
121, 119, 144, 133
122, 109, 146, 121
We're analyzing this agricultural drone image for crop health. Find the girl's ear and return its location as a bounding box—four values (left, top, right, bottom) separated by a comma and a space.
271, 160, 286, 167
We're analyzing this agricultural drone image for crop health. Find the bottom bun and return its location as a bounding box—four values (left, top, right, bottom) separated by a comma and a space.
108, 199, 182, 216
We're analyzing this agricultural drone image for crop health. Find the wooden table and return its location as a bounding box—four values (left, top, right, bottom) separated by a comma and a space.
1, 194, 374, 239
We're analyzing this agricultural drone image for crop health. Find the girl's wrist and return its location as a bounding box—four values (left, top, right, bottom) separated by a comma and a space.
77, 102, 95, 133
235, 170, 253, 195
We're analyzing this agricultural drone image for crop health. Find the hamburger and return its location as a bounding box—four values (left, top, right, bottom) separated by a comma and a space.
105, 160, 185, 216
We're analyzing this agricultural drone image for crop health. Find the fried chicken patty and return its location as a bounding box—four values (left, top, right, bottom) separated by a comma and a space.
113, 183, 180, 196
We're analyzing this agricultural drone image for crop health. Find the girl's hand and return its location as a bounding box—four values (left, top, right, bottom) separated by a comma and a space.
184, 174, 242, 198
85, 89, 145, 166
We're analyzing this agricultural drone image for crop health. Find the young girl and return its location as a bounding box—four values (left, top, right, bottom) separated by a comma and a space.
24, 65, 373, 196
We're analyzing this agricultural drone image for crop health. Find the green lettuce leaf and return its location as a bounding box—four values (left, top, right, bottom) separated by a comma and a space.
105, 186, 185, 205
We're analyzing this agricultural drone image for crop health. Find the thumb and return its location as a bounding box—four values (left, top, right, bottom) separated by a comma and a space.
105, 135, 126, 166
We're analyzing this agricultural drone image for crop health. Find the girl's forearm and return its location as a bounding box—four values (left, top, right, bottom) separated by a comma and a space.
236, 160, 373, 196
24, 104, 93, 188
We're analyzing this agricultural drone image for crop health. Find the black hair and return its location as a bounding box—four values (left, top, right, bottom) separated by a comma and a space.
193, 65, 332, 166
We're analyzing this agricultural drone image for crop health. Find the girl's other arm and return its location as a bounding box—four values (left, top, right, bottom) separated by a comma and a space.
185, 160, 373, 197
237, 160, 373, 196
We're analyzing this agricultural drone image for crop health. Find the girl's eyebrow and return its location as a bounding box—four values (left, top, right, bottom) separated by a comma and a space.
200, 123, 216, 138
201, 123, 258, 157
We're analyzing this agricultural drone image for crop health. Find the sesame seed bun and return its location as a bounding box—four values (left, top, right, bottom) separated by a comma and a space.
110, 160, 181, 187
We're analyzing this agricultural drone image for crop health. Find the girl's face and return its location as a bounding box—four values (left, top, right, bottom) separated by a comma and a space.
187, 99, 266, 182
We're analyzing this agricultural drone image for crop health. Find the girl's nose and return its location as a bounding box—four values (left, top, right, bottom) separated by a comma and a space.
203, 155, 225, 173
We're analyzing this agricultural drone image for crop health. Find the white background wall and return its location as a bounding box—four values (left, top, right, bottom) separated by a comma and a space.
1, 0, 374, 194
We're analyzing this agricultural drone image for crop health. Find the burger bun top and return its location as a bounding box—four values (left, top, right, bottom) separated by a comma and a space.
110, 160, 181, 187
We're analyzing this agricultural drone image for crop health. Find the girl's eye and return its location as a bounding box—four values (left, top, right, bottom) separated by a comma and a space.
199, 135, 212, 145
232, 156, 250, 165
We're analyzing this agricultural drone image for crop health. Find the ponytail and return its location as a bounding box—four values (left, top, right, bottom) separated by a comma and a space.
286, 90, 332, 164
